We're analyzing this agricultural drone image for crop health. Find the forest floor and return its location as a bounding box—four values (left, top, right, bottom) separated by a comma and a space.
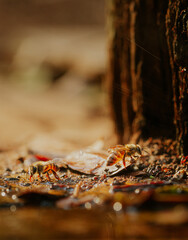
0, 132, 188, 239
0, 81, 188, 239
0, 28, 188, 239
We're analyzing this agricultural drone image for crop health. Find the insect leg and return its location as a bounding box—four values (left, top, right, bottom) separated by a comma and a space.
122, 158, 126, 168
29, 175, 33, 182
52, 170, 60, 180
122, 152, 127, 168
38, 173, 43, 181
46, 171, 51, 181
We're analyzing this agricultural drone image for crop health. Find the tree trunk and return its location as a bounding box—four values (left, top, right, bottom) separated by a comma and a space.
107, 0, 188, 155
166, 0, 188, 155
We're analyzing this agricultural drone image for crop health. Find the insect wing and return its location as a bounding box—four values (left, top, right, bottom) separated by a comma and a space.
108, 145, 125, 153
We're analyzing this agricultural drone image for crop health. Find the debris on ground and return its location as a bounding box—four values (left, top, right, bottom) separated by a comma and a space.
0, 138, 187, 211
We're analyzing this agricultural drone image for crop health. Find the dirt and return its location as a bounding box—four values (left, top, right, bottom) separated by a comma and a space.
0, 134, 188, 239
0, 80, 188, 240
0, 18, 187, 240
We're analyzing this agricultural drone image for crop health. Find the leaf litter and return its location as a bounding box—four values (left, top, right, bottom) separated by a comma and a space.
0, 138, 188, 225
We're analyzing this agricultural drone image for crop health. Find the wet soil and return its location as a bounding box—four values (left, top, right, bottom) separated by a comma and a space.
0, 138, 188, 239
0, 28, 187, 239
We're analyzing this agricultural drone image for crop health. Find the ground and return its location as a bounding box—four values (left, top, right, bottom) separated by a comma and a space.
0, 132, 188, 239
0, 14, 187, 240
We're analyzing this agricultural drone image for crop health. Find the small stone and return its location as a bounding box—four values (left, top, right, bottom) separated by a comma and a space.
10, 205, 17, 212
6, 168, 12, 172
85, 202, 92, 210
113, 202, 122, 211
4, 177, 19, 181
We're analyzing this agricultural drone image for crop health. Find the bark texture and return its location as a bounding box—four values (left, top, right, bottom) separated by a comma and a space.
107, 0, 175, 144
166, 0, 188, 155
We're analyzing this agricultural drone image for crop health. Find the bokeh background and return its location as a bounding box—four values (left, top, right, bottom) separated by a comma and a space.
0, 0, 113, 150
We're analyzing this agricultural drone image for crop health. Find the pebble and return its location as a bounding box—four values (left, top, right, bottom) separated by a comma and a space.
4, 177, 19, 181
10, 205, 17, 212
23, 183, 31, 187
113, 202, 122, 211
85, 202, 92, 210
6, 168, 12, 172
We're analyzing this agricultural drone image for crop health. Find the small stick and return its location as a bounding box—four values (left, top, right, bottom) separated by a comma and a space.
72, 181, 82, 198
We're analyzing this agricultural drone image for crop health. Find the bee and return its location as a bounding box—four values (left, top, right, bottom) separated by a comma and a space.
29, 161, 60, 181
106, 144, 142, 168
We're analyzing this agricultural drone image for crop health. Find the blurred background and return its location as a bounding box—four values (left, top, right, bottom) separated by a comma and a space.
0, 0, 113, 150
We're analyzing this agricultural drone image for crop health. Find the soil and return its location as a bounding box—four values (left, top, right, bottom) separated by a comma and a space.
0, 16, 187, 240
0, 131, 188, 239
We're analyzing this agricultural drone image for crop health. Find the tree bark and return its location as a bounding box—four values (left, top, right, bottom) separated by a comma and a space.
166, 0, 188, 155
107, 0, 175, 144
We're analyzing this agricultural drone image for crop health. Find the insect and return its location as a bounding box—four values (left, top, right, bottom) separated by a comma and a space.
29, 161, 60, 181
106, 144, 142, 168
